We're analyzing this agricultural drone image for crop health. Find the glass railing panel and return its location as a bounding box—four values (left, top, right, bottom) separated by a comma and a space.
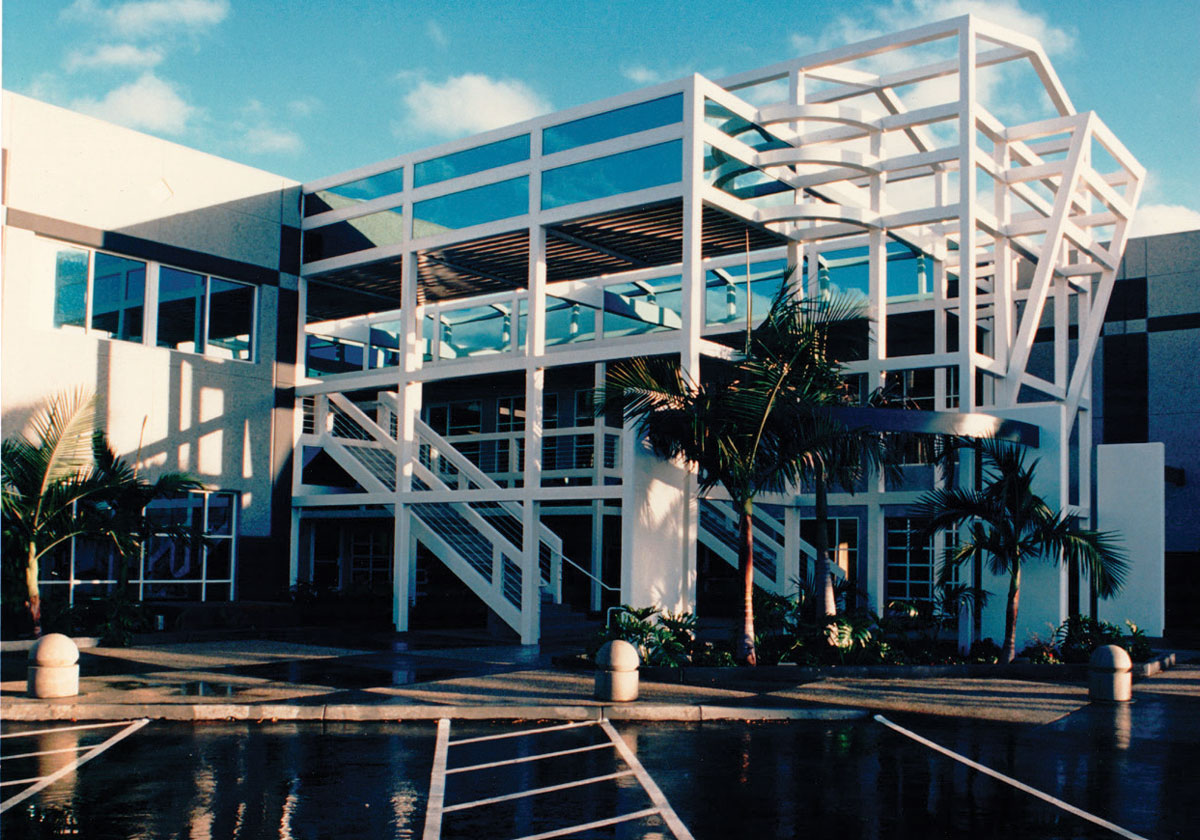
544, 296, 595, 346
542, 93, 682, 155
414, 135, 530, 188
704, 258, 787, 326
542, 141, 682, 210
368, 319, 402, 368
306, 333, 365, 376
413, 176, 528, 237
303, 208, 405, 263
602, 275, 682, 338
304, 166, 405, 217
437, 304, 512, 358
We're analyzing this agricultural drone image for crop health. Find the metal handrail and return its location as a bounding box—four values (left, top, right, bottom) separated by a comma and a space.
557, 552, 618, 593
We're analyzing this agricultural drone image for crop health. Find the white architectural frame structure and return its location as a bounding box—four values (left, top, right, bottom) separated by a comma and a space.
291, 16, 1145, 646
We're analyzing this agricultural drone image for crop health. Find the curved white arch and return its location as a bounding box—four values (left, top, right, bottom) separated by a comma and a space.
756, 146, 880, 174
756, 202, 879, 228
756, 102, 878, 132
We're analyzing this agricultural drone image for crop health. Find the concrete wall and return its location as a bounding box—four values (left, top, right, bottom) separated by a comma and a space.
1, 92, 300, 594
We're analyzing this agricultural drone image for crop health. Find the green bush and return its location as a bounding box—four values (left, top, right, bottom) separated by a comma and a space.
1053, 615, 1152, 663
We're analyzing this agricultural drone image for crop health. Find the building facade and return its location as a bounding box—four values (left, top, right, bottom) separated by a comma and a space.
4, 15, 1184, 647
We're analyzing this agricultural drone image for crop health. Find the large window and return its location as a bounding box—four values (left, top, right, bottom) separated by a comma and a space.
50, 240, 256, 361
157, 268, 255, 360
39, 491, 239, 605
53, 245, 146, 343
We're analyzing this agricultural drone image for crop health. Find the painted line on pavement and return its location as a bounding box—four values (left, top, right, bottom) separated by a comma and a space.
422, 718, 450, 840
0, 718, 149, 814
874, 714, 1148, 840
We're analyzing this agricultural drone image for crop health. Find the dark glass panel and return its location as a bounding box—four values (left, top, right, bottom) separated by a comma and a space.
205, 541, 232, 580
207, 278, 255, 360
91, 253, 145, 342
369, 320, 402, 369
543, 94, 682, 155
305, 334, 365, 376
1102, 332, 1148, 443
303, 167, 405, 216
145, 535, 202, 580
413, 177, 528, 235
206, 493, 235, 536
303, 208, 405, 262
53, 247, 89, 329
704, 99, 789, 151
542, 141, 681, 210
414, 135, 530, 188
157, 267, 205, 352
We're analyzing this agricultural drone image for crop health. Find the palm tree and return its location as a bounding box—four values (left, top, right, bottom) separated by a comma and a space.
911, 437, 1128, 663
2, 391, 109, 636
602, 291, 864, 664
91, 434, 202, 596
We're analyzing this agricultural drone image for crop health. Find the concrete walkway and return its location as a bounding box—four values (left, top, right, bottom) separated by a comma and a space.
2, 638, 1194, 723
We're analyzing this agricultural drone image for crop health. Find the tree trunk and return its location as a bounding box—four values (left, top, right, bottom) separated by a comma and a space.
25, 542, 42, 638
1002, 562, 1021, 664
814, 471, 837, 618
737, 497, 757, 666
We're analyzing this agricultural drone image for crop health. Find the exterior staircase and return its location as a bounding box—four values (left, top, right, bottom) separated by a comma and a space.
298, 391, 566, 639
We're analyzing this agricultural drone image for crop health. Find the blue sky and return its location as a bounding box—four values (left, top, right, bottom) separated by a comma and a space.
4, 0, 1199, 235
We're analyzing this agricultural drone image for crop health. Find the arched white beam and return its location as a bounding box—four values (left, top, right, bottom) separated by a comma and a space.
756, 202, 879, 228
756, 146, 880, 174
756, 102, 876, 132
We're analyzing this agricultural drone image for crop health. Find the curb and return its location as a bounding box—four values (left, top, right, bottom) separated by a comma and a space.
0, 701, 868, 723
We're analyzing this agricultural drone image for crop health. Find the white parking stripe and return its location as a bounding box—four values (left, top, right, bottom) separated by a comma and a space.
0, 720, 139, 739
874, 715, 1149, 840
445, 742, 613, 774
443, 769, 636, 812
599, 719, 696, 840
448, 720, 598, 747
422, 718, 451, 840
0, 718, 149, 814
509, 807, 661, 840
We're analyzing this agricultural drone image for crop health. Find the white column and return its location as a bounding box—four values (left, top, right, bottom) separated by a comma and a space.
520, 221, 547, 645
392, 247, 422, 632
288, 507, 301, 586
957, 18, 978, 410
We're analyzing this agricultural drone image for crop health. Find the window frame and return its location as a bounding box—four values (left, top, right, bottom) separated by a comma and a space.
47, 238, 258, 363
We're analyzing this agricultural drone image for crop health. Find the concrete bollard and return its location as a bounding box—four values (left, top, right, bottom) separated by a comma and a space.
594, 639, 639, 702
27, 633, 81, 698
1089, 644, 1132, 703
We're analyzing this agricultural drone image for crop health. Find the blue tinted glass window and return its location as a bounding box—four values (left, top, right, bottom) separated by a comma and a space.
157, 267, 206, 352
603, 277, 682, 338
704, 259, 786, 326
303, 208, 405, 263
413, 177, 529, 236
91, 253, 145, 342
207, 279, 255, 361
704, 145, 792, 209
415, 135, 530, 188
704, 100, 790, 151
53, 246, 89, 330
543, 94, 683, 155
303, 167, 405, 216
542, 141, 681, 210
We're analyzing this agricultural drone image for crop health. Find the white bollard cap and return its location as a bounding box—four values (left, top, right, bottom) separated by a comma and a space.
595, 639, 640, 672
1089, 644, 1131, 673
28, 633, 80, 668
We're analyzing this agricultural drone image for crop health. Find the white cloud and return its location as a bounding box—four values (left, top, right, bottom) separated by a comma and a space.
426, 19, 448, 48
622, 66, 663, 86
1129, 204, 1200, 238
70, 72, 193, 134
287, 97, 321, 118
402, 74, 551, 137
799, 0, 1074, 56
63, 0, 229, 39
65, 43, 164, 72
243, 125, 302, 155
